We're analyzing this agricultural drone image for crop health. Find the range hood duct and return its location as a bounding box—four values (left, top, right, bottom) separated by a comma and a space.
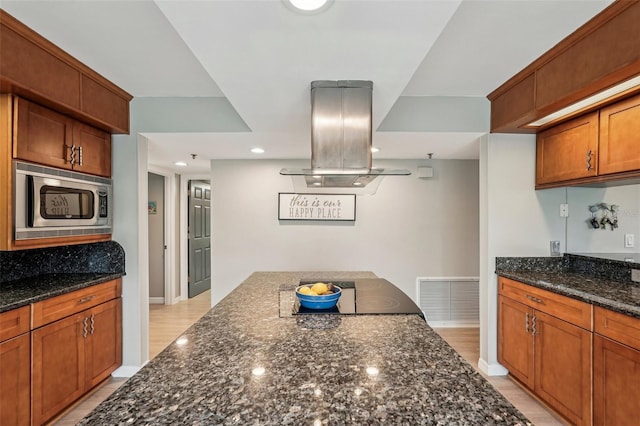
281, 80, 410, 191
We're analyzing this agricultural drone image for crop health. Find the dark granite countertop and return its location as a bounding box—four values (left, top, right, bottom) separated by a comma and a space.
0, 273, 124, 313
496, 255, 640, 319
79, 271, 531, 425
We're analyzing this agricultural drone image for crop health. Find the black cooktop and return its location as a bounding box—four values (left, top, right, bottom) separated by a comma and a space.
281, 278, 424, 319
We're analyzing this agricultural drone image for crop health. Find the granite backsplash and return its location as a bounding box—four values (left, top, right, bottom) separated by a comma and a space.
496, 253, 638, 283
0, 240, 125, 284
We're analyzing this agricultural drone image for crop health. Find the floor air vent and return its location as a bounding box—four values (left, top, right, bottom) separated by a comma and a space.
416, 277, 479, 327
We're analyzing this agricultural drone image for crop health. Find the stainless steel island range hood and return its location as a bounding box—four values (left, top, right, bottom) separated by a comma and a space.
280, 81, 410, 193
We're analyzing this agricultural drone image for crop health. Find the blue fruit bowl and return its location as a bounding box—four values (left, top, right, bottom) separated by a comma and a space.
295, 285, 342, 310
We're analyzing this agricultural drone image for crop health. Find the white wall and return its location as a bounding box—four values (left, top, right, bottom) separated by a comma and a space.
112, 134, 149, 374
567, 184, 640, 253
210, 158, 480, 307
479, 133, 566, 375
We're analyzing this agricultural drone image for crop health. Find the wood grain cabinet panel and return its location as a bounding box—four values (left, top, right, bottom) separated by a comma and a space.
534, 311, 592, 426
13, 96, 73, 171
31, 280, 122, 425
0, 21, 81, 109
598, 93, 640, 175
0, 333, 30, 426
84, 298, 122, 390
31, 312, 86, 426
593, 305, 640, 425
536, 111, 599, 186
0, 305, 30, 342
498, 276, 592, 425
71, 121, 111, 177
13, 96, 112, 177
497, 295, 534, 388
593, 334, 640, 426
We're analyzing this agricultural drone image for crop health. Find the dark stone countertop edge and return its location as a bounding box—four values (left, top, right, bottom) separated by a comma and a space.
0, 273, 125, 313
497, 270, 640, 320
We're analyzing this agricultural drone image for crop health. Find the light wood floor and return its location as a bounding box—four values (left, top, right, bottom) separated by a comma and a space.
53, 297, 565, 425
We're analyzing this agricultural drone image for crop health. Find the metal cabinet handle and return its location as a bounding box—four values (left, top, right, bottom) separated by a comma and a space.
78, 146, 83, 166
586, 149, 593, 171
90, 314, 95, 335
525, 312, 530, 333
525, 294, 544, 304
82, 316, 89, 338
79, 295, 96, 304
68, 144, 77, 165
531, 315, 537, 336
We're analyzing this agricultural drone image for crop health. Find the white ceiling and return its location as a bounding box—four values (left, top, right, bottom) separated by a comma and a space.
2, 0, 614, 174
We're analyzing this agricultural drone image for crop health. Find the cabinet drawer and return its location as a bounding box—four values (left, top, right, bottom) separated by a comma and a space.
0, 305, 30, 341
594, 306, 640, 350
498, 276, 592, 330
32, 279, 121, 328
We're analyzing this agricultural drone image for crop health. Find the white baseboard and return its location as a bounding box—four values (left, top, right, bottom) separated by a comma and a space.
149, 297, 165, 305
478, 358, 509, 376
112, 365, 142, 378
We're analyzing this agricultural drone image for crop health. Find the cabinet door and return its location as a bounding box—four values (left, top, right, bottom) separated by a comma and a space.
72, 121, 111, 177
31, 313, 85, 426
599, 93, 640, 175
13, 97, 73, 170
534, 311, 592, 426
536, 111, 598, 185
85, 298, 122, 389
0, 334, 30, 426
498, 295, 534, 388
594, 334, 640, 426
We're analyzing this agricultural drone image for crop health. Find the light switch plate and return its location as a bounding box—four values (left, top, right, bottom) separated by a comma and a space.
550, 240, 561, 256
625, 234, 635, 248
560, 204, 569, 217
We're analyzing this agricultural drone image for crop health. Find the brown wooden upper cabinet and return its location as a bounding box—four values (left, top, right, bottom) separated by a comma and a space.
536, 111, 599, 186
13, 97, 111, 177
0, 10, 131, 134
536, 93, 640, 189
598, 93, 640, 175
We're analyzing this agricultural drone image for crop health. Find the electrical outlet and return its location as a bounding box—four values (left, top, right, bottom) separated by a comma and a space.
550, 240, 561, 256
560, 203, 569, 217
625, 234, 635, 248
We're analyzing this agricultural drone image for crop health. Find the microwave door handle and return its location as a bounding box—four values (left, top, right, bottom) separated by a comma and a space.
27, 175, 35, 227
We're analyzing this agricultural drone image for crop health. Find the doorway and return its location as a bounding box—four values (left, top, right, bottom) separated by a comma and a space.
188, 180, 211, 298
148, 172, 165, 304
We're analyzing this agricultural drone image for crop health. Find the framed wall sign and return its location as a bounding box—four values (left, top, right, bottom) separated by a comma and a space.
278, 193, 356, 221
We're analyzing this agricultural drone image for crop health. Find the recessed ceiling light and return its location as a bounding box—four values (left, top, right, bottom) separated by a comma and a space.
250, 147, 265, 154
371, 147, 380, 153
284, 0, 333, 14
174, 161, 187, 167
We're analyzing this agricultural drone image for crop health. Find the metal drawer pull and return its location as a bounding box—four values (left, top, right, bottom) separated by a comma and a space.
525, 294, 544, 304
90, 314, 95, 335
531, 316, 537, 336
79, 295, 96, 304
68, 144, 77, 165
82, 317, 89, 338
525, 312, 530, 333
586, 149, 593, 171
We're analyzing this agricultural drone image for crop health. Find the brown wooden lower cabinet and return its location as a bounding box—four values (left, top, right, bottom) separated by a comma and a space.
593, 335, 640, 426
593, 306, 640, 426
498, 277, 592, 425
0, 333, 31, 426
30, 280, 122, 426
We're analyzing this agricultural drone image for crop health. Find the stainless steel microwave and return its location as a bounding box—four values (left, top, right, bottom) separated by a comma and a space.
13, 161, 112, 240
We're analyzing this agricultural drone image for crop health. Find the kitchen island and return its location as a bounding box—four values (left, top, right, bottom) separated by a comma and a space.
79, 271, 531, 425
